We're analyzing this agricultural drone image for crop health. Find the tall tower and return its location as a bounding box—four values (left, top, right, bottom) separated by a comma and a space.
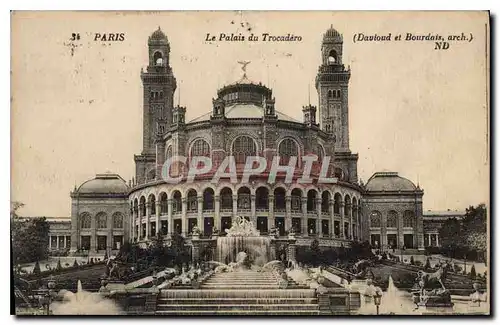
315, 26, 351, 152
140, 27, 177, 154
135, 27, 177, 185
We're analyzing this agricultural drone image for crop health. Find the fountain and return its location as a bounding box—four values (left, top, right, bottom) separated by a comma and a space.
216, 216, 273, 266
379, 276, 417, 315
50, 280, 122, 315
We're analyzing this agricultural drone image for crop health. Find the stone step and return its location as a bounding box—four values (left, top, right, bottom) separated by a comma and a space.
203, 280, 277, 285
156, 309, 321, 315
157, 297, 318, 305
159, 289, 317, 299
155, 304, 319, 311
201, 285, 280, 289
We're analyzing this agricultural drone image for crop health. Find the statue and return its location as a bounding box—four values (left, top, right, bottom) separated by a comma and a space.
412, 265, 453, 308
269, 227, 279, 238
225, 216, 260, 237
192, 225, 201, 238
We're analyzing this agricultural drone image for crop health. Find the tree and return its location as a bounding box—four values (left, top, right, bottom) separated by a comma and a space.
12, 213, 50, 264
410, 256, 415, 265
73, 259, 79, 267
310, 239, 321, 266
56, 259, 62, 271
32, 261, 41, 276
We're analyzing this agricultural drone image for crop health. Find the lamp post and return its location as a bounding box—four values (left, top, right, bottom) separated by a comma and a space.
374, 291, 382, 315
40, 275, 56, 315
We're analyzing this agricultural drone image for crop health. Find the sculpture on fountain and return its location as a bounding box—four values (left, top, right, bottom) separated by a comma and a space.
412, 265, 453, 309
225, 216, 260, 237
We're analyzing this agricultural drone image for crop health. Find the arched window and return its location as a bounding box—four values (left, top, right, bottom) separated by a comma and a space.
403, 210, 415, 227
187, 189, 198, 212
316, 145, 325, 162
149, 194, 156, 215
370, 211, 382, 228
190, 139, 210, 158
328, 49, 337, 64
232, 136, 257, 164
203, 188, 214, 211
321, 191, 331, 213
307, 190, 317, 212
328, 90, 333, 98
334, 193, 342, 214
344, 195, 351, 217
166, 146, 173, 160
387, 211, 398, 228
113, 213, 123, 229
172, 191, 182, 214
153, 51, 163, 65
256, 187, 269, 210
139, 196, 146, 217
278, 138, 299, 165
237, 187, 251, 210
80, 213, 91, 229
220, 187, 233, 210
159, 192, 168, 214
96, 213, 107, 229
291, 188, 302, 212
274, 188, 286, 211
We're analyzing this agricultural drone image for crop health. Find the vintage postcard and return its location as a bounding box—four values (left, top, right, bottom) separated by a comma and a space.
11, 11, 490, 316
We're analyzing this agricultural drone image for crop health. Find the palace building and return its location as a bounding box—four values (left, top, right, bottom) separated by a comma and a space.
62, 26, 443, 255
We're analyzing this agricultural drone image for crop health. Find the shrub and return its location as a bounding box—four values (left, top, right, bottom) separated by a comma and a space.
73, 259, 79, 267
56, 259, 62, 271
424, 258, 431, 270
32, 261, 41, 276
410, 256, 415, 265
469, 265, 476, 279
415, 260, 423, 267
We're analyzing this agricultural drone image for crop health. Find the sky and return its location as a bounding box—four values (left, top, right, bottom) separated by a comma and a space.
11, 11, 489, 218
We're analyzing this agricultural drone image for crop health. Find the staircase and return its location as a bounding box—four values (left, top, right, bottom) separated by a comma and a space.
156, 270, 320, 315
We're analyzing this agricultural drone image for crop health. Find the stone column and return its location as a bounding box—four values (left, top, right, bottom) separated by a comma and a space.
349, 203, 353, 239
316, 198, 322, 236
301, 197, 308, 236
49, 236, 52, 250
145, 202, 150, 240
436, 234, 439, 247
269, 195, 275, 232
416, 203, 425, 250
250, 194, 256, 224
329, 200, 335, 237
340, 202, 345, 239
182, 198, 187, 237
398, 213, 404, 249
214, 195, 220, 231
108, 212, 113, 252
155, 201, 161, 237
167, 199, 173, 236
197, 196, 203, 234
232, 195, 238, 216
91, 214, 97, 252
285, 196, 291, 216
56, 236, 60, 249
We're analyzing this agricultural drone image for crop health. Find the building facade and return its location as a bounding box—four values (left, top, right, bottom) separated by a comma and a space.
62, 26, 449, 253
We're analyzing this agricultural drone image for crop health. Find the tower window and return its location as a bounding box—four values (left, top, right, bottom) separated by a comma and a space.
327, 49, 337, 64
153, 51, 163, 66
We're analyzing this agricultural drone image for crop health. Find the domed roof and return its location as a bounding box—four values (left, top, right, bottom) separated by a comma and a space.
365, 172, 417, 192
149, 27, 168, 42
188, 103, 300, 123
76, 173, 129, 195
323, 25, 343, 41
